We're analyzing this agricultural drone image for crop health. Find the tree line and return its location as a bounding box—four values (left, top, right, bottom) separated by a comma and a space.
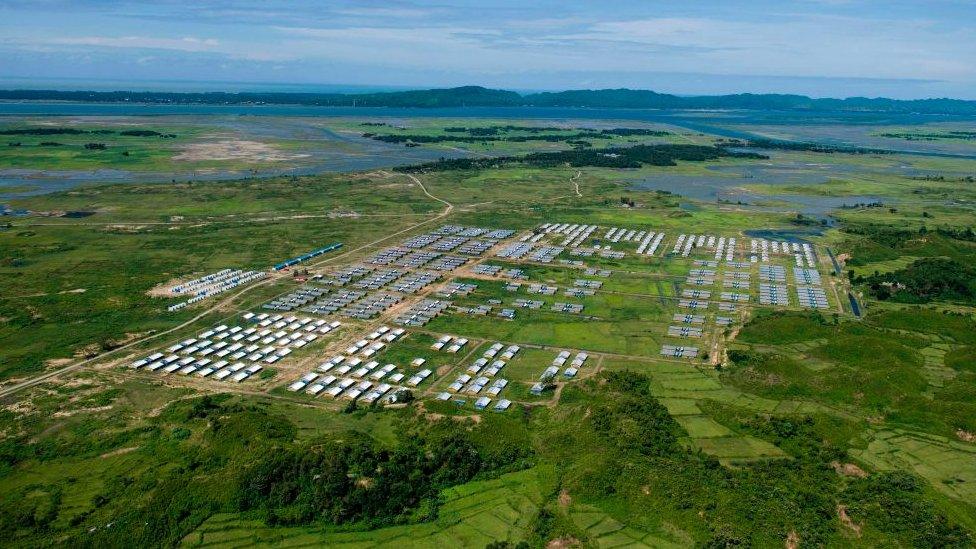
0, 127, 175, 137
394, 143, 766, 173
6, 86, 976, 114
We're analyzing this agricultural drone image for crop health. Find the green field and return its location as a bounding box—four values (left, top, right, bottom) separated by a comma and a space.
0, 118, 331, 174
2, 114, 976, 547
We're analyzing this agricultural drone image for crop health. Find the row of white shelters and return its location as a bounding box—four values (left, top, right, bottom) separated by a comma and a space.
133, 313, 339, 380
169, 270, 267, 311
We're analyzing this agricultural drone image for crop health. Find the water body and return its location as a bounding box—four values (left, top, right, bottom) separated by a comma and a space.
4, 101, 975, 140
722, 193, 884, 218
2, 101, 974, 125
825, 247, 843, 275
848, 293, 862, 317
706, 161, 864, 182
3, 102, 976, 199
628, 166, 840, 203
0, 116, 469, 199
630, 174, 752, 201
629, 173, 881, 220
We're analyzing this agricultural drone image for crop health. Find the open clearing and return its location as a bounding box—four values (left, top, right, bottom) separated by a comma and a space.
172, 139, 309, 163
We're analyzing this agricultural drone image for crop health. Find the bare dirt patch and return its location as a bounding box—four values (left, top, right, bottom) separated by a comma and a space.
100, 446, 139, 459
558, 489, 572, 509
45, 358, 74, 368
837, 504, 862, 536
785, 530, 800, 549
63, 377, 97, 389
327, 210, 361, 218
53, 404, 113, 418
173, 140, 308, 163
3, 399, 35, 416
547, 537, 581, 549
104, 331, 151, 349
832, 461, 868, 477
147, 392, 199, 417
103, 224, 148, 233
956, 429, 976, 443
147, 276, 194, 298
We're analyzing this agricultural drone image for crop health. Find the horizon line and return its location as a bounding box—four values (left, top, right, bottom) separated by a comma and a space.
1, 82, 975, 103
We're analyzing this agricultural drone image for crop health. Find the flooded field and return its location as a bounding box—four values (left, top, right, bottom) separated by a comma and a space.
730, 122, 976, 157
3, 105, 975, 217
629, 172, 880, 219
0, 116, 469, 199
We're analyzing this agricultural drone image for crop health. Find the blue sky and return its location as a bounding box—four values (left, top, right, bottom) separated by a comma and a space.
1, 0, 975, 99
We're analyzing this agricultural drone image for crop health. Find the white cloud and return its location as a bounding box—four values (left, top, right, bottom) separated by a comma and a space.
277, 25, 502, 44
333, 7, 437, 19
537, 16, 975, 80
1, 3, 972, 95
51, 35, 220, 52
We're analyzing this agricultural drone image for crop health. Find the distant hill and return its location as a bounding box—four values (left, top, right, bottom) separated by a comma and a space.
0, 86, 522, 108
522, 89, 976, 114
2, 85, 975, 114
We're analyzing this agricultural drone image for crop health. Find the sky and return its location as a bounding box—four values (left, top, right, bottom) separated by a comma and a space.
1, 0, 975, 99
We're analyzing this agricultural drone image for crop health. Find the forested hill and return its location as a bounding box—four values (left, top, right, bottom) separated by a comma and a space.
523, 89, 976, 114
0, 86, 522, 108
3, 85, 976, 114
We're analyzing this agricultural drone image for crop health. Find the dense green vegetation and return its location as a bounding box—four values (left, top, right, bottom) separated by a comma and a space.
859, 258, 976, 303
877, 130, 976, 141
843, 472, 971, 547
8, 86, 976, 114
839, 223, 976, 302
841, 224, 976, 267
5, 370, 972, 547
866, 307, 976, 344
0, 127, 175, 138
367, 130, 607, 145
719, 137, 888, 155
442, 125, 553, 134
395, 143, 765, 172
238, 421, 529, 527
729, 309, 976, 437
0, 391, 531, 547
535, 370, 972, 546
3, 113, 976, 547
363, 126, 671, 145
0, 86, 524, 108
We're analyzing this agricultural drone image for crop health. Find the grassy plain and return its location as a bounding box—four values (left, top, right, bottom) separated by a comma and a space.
2, 114, 976, 547
0, 118, 331, 174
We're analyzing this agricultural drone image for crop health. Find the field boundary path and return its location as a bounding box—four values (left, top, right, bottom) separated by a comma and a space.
571, 170, 582, 197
